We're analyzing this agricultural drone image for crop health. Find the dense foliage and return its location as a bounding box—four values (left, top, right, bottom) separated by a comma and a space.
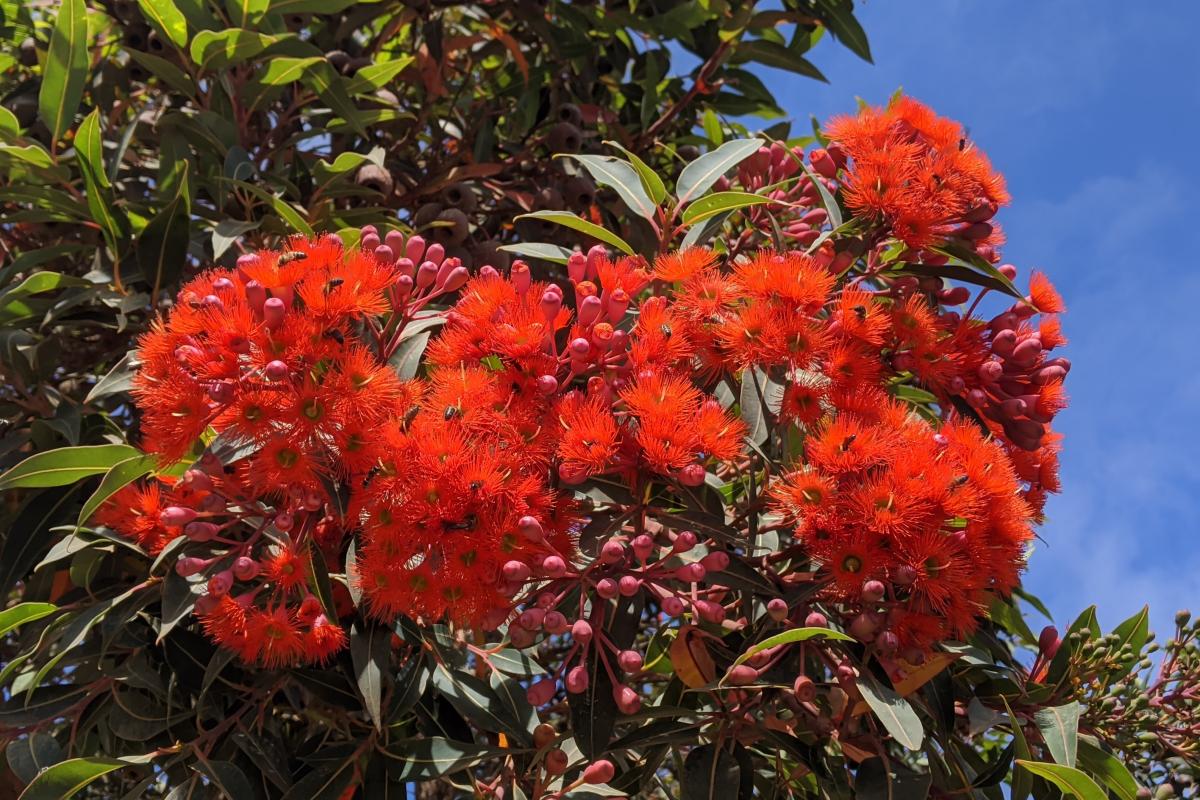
1, 2, 1198, 799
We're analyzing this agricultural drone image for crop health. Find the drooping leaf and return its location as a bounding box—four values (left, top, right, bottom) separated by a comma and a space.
681, 190, 775, 225
854, 757, 931, 800
381, 738, 505, 781
136, 159, 191, 294
1077, 739, 1140, 800
0, 602, 58, 637
16, 756, 128, 800
681, 743, 741, 800
564, 154, 659, 221
5, 734, 65, 787
76, 453, 157, 527
857, 675, 925, 751
497, 242, 575, 264
0, 444, 140, 491
731, 627, 853, 668
38, 0, 89, 143
514, 211, 635, 255
1033, 702, 1081, 768
351, 621, 392, 731
1014, 761, 1107, 800
189, 29, 276, 71
604, 141, 668, 204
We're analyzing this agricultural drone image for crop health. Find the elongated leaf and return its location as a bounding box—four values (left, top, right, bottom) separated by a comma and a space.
731, 627, 853, 668
515, 211, 634, 255
352, 622, 391, 731
0, 602, 58, 636
38, 0, 88, 142
736, 40, 827, 81
676, 139, 763, 205
74, 109, 110, 189
681, 743, 740, 800
222, 178, 314, 237
281, 756, 358, 800
0, 272, 88, 304
497, 242, 574, 264
1004, 698, 1035, 800
6, 734, 65, 786
193, 761, 256, 800
604, 141, 667, 204
345, 56, 415, 95
86, 352, 140, 404
136, 159, 191, 294
17, 757, 127, 800
857, 676, 924, 751
739, 366, 785, 446
137, 0, 188, 48
681, 190, 774, 225
127, 51, 196, 96
1109, 605, 1150, 678
0, 444, 140, 491
259, 56, 322, 86
76, 454, 157, 526
1015, 761, 1107, 800
381, 738, 505, 780
1034, 702, 1081, 768
565, 154, 658, 221
814, 0, 872, 62
189, 29, 275, 71
855, 757, 931, 800
1077, 740, 1139, 800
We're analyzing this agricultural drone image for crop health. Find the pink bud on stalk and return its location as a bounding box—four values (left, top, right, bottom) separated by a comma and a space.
526, 679, 556, 706
160, 506, 198, 527
583, 760, 616, 785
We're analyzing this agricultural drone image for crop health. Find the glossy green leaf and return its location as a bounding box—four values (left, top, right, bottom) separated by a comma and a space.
731, 626, 853, 668
1034, 702, 1081, 767
5, 734, 64, 787
1077, 739, 1140, 800
514, 211, 634, 255
604, 141, 668, 204
681, 190, 774, 225
1004, 697, 1035, 800
681, 743, 741, 800
0, 602, 58, 637
497, 242, 575, 264
126, 51, 196, 97
137, 0, 188, 48
857, 675, 924, 751
813, 0, 873, 63
76, 453, 157, 526
38, 0, 89, 143
381, 738, 506, 780
345, 56, 415, 95
351, 622, 391, 731
1015, 761, 1107, 800
85, 352, 140, 404
0, 444, 140, 491
74, 109, 110, 189
223, 178, 314, 237
259, 56, 323, 86
16, 756, 127, 800
136, 159, 190, 295
189, 29, 276, 72
736, 40, 827, 82
676, 138, 763, 205
564, 154, 658, 221
280, 756, 358, 800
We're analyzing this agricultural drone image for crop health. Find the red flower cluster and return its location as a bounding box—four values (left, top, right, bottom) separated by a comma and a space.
826, 96, 1010, 255
771, 402, 1034, 652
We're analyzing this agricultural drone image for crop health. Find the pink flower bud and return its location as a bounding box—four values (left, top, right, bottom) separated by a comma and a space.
405, 235, 426, 264
566, 665, 590, 693
518, 607, 546, 630
263, 297, 287, 329
568, 337, 591, 359
415, 261, 438, 289
631, 534, 655, 562
726, 665, 758, 685
395, 274, 414, 300
613, 685, 641, 714
804, 611, 828, 628
595, 578, 619, 599
536, 375, 559, 395
425, 242, 445, 265
876, 630, 900, 655
794, 675, 817, 701
160, 506, 197, 527
526, 678, 556, 706
810, 148, 838, 179
662, 596, 686, 617
893, 565, 917, 585
578, 294, 603, 326
194, 593, 218, 615
678, 464, 706, 486
510, 261, 531, 293
543, 611, 569, 634
232, 556, 259, 581
540, 289, 562, 322
615, 649, 642, 673
940, 286, 971, 305
207, 570, 234, 597
567, 251, 587, 284
695, 599, 725, 624
585, 245, 606, 280
600, 539, 625, 564
999, 263, 1018, 280
1039, 625, 1061, 659
542, 555, 567, 578
274, 512, 294, 532
767, 598, 789, 622
518, 516, 544, 542
182, 469, 212, 492
861, 580, 886, 603
175, 557, 207, 577
502, 560, 532, 582
571, 619, 594, 643
373, 245, 395, 263
361, 232, 381, 252
979, 360, 1003, 383
672, 531, 697, 552
849, 613, 877, 642
680, 562, 707, 583
583, 759, 616, 785
701, 552, 730, 572
264, 360, 289, 381
536, 592, 557, 609
441, 266, 470, 293
509, 625, 535, 649
618, 576, 641, 597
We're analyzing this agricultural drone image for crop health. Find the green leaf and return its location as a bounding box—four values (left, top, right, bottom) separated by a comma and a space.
281, 756, 358, 800
0, 272, 88, 304
137, 0, 188, 48
988, 595, 1038, 647
681, 190, 774, 225
857, 675, 925, 751
676, 139, 763, 205
223, 178, 314, 237
344, 56, 415, 95
193, 760, 257, 800
1109, 605, 1150, 678
259, 56, 322, 86
351, 622, 391, 731
38, 0, 89, 143
0, 602, 58, 637
86, 352, 140, 404
268, 0, 374, 11
739, 366, 785, 446
16, 756, 128, 800
74, 109, 110, 190
1077, 739, 1140, 800
930, 243, 1025, 299
302, 61, 367, 137
227, 0, 269, 27
1004, 698, 1035, 800
604, 141, 667, 205
381, 738, 506, 780
212, 220, 261, 260
681, 743, 741, 800
189, 29, 276, 72
564, 154, 659, 221
515, 211, 635, 256
497, 242, 575, 264
855, 757, 932, 800
731, 627, 853, 668
735, 40, 827, 82
0, 444, 140, 491
76, 453, 157, 527
136, 159, 191, 294
1014, 761, 1107, 800
795, 155, 843, 229
813, 0, 873, 63
6, 734, 65, 786
1034, 702, 1081, 768
126, 51, 196, 97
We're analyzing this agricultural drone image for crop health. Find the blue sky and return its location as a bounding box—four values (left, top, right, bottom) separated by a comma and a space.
750, 0, 1200, 637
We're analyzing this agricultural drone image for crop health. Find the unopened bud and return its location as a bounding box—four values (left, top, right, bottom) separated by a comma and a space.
571, 619, 594, 643
618, 575, 641, 597
583, 759, 616, 785
544, 611, 569, 634
613, 685, 641, 714
175, 557, 207, 577
566, 665, 590, 693
207, 570, 234, 597
726, 664, 758, 685
595, 578, 619, 599
232, 556, 259, 581
805, 611, 828, 628
160, 506, 198, 527
541, 555, 567, 578
526, 678, 556, 706
502, 560, 532, 582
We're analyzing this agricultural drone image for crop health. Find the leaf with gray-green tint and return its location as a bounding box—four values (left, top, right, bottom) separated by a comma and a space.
604, 140, 668, 204
431, 663, 526, 740
351, 622, 392, 731
1077, 739, 1139, 800
739, 366, 785, 446
1015, 761, 1107, 800
498, 242, 575, 264
0, 486, 82, 596
158, 571, 204, 642
731, 627, 853, 669
1003, 697, 1034, 800
193, 760, 258, 800
136, 159, 191, 294
212, 219, 261, 259
857, 675, 924, 751
854, 757, 931, 800
1034, 702, 1081, 767
488, 647, 548, 679
232, 729, 293, 792
565, 154, 658, 221
38, 0, 88, 142
681, 743, 741, 800
676, 139, 763, 205
515, 211, 635, 256
76, 453, 157, 527
681, 191, 775, 225
381, 738, 505, 780
0, 444, 140, 491
127, 50, 196, 97
280, 755, 358, 800
5, 733, 65, 785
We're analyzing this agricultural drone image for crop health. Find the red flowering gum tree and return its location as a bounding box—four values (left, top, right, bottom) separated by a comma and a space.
1, 15, 1197, 798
